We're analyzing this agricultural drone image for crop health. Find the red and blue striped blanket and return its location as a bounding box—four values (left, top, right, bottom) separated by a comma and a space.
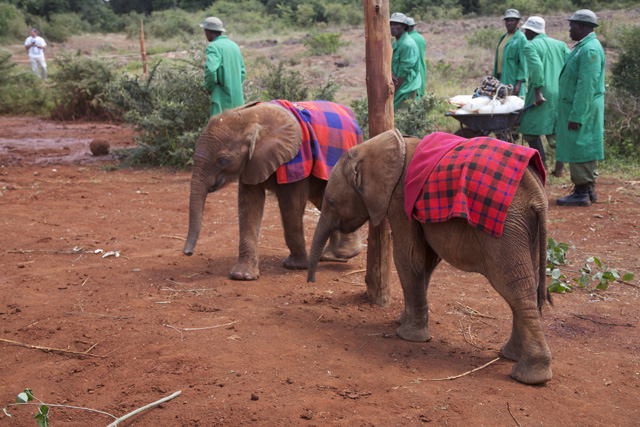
404, 132, 545, 237
268, 100, 362, 184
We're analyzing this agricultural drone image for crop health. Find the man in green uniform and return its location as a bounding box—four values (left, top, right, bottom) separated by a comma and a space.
200, 16, 246, 117
390, 13, 421, 111
406, 17, 427, 99
493, 9, 527, 98
519, 16, 570, 176
556, 10, 605, 207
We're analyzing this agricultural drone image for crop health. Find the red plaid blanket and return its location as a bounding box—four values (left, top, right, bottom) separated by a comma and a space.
268, 100, 362, 184
405, 132, 545, 237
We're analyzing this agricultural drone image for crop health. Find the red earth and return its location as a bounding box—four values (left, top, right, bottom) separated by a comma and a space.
1, 116, 639, 426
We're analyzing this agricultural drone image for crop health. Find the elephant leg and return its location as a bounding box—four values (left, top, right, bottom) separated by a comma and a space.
490, 273, 552, 384
231, 183, 265, 280
276, 180, 310, 270
393, 226, 440, 342
321, 230, 363, 260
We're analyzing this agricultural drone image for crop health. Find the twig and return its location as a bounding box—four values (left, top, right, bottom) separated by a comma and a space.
8, 249, 95, 255
571, 313, 634, 327
161, 235, 186, 241
164, 320, 238, 341
616, 279, 640, 288
0, 338, 103, 357
106, 390, 182, 427
160, 287, 217, 293
64, 311, 134, 320
343, 269, 367, 276
3, 402, 116, 420
459, 320, 485, 350
165, 279, 199, 295
417, 357, 500, 381
456, 302, 497, 319
164, 324, 184, 341
507, 402, 523, 427
319, 255, 349, 263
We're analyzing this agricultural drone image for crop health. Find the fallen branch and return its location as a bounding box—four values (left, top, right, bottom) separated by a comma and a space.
106, 390, 182, 426
164, 321, 239, 341
64, 311, 134, 320
161, 235, 186, 241
417, 357, 500, 381
343, 269, 367, 276
459, 320, 485, 350
507, 402, 523, 427
616, 279, 640, 288
0, 338, 103, 357
571, 313, 634, 327
456, 302, 497, 319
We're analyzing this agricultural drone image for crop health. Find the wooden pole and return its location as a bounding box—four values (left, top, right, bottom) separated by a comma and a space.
363, 0, 394, 307
139, 19, 147, 75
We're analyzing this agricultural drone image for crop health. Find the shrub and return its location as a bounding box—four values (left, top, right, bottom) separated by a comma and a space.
611, 25, 640, 97
466, 27, 502, 50
0, 3, 27, 40
303, 32, 344, 56
147, 9, 197, 40
311, 75, 340, 102
259, 61, 309, 102
50, 51, 116, 120
0, 49, 52, 116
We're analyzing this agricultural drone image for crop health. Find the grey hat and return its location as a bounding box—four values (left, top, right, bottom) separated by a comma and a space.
390, 12, 408, 25
200, 16, 226, 32
568, 9, 599, 27
406, 17, 416, 26
521, 16, 546, 34
503, 9, 521, 20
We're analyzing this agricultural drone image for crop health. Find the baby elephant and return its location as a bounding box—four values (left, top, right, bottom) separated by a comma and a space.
308, 129, 552, 385
184, 100, 363, 280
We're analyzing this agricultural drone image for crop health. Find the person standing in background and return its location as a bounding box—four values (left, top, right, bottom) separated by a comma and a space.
519, 16, 570, 176
200, 17, 246, 117
556, 10, 605, 207
24, 28, 47, 81
493, 9, 527, 98
390, 12, 421, 111
406, 17, 427, 99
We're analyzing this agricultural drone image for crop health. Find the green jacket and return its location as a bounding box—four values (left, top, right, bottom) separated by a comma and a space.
520, 34, 570, 136
493, 30, 527, 99
408, 30, 427, 98
556, 33, 605, 163
204, 35, 246, 117
392, 32, 421, 109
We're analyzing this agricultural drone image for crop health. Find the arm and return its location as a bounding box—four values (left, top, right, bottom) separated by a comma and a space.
394, 43, 418, 89
568, 46, 602, 129
204, 44, 221, 93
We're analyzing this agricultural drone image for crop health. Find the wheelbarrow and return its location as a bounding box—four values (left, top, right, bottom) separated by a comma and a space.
445, 110, 524, 143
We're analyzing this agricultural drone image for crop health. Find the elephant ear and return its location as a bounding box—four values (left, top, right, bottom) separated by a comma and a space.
355, 128, 406, 226
240, 104, 302, 185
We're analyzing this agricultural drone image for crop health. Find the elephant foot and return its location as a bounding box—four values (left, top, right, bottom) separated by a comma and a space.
509, 355, 553, 385
230, 262, 259, 280
396, 309, 408, 325
282, 254, 309, 270
499, 339, 522, 362
396, 322, 431, 342
322, 231, 362, 260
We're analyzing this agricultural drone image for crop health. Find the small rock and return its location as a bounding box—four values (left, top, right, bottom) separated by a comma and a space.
250, 393, 259, 401
90, 139, 110, 156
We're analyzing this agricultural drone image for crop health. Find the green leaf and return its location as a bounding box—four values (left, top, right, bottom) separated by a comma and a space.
16, 392, 28, 404
3, 407, 12, 418
575, 272, 591, 288
593, 257, 602, 268
622, 273, 635, 281
24, 389, 35, 401
34, 404, 49, 427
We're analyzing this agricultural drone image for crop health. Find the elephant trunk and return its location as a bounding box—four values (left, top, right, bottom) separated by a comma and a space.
307, 214, 334, 282
183, 177, 208, 256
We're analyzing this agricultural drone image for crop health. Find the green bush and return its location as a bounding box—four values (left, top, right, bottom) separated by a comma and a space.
50, 51, 116, 120
0, 3, 27, 40
147, 9, 198, 40
303, 32, 344, 56
0, 49, 52, 116
466, 27, 502, 50
104, 53, 209, 168
259, 61, 309, 102
611, 25, 640, 96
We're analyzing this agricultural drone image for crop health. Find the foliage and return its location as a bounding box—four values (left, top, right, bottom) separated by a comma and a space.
49, 51, 116, 120
146, 8, 198, 40
0, 49, 52, 115
0, 3, 27, 40
259, 61, 309, 102
311, 75, 340, 103
466, 27, 502, 50
104, 51, 209, 168
349, 94, 442, 140
3, 388, 49, 427
303, 32, 344, 56
610, 25, 640, 97
546, 238, 635, 293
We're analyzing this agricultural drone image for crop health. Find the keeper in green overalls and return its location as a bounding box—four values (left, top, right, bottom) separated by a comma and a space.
390, 12, 421, 111
493, 9, 527, 99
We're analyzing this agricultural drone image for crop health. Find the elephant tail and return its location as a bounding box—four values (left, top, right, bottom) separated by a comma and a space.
535, 173, 552, 311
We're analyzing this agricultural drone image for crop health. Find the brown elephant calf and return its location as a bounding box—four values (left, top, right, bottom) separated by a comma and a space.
308, 129, 552, 385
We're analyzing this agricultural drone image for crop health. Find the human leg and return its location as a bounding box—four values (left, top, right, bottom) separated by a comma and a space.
556, 161, 597, 207
545, 134, 564, 177
523, 134, 546, 166
29, 58, 41, 78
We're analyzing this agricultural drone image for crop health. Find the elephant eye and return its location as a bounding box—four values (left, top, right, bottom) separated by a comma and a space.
326, 198, 336, 209
217, 157, 230, 168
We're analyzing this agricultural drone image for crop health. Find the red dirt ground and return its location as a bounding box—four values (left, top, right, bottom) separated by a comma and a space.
1, 115, 640, 427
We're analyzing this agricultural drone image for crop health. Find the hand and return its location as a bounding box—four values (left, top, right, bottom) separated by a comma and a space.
513, 81, 522, 96
568, 121, 581, 131
534, 88, 546, 105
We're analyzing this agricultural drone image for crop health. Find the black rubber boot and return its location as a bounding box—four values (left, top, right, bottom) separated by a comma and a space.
556, 184, 591, 207
589, 182, 598, 203
526, 137, 546, 166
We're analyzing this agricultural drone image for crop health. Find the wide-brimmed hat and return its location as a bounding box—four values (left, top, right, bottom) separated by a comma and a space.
390, 13, 408, 25
567, 9, 599, 27
200, 16, 226, 32
521, 16, 546, 34
406, 17, 416, 26
503, 9, 521, 20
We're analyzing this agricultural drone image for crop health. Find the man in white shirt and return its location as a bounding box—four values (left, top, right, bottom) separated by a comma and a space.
24, 28, 47, 81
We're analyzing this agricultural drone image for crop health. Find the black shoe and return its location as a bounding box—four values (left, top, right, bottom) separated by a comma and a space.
556, 184, 591, 207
